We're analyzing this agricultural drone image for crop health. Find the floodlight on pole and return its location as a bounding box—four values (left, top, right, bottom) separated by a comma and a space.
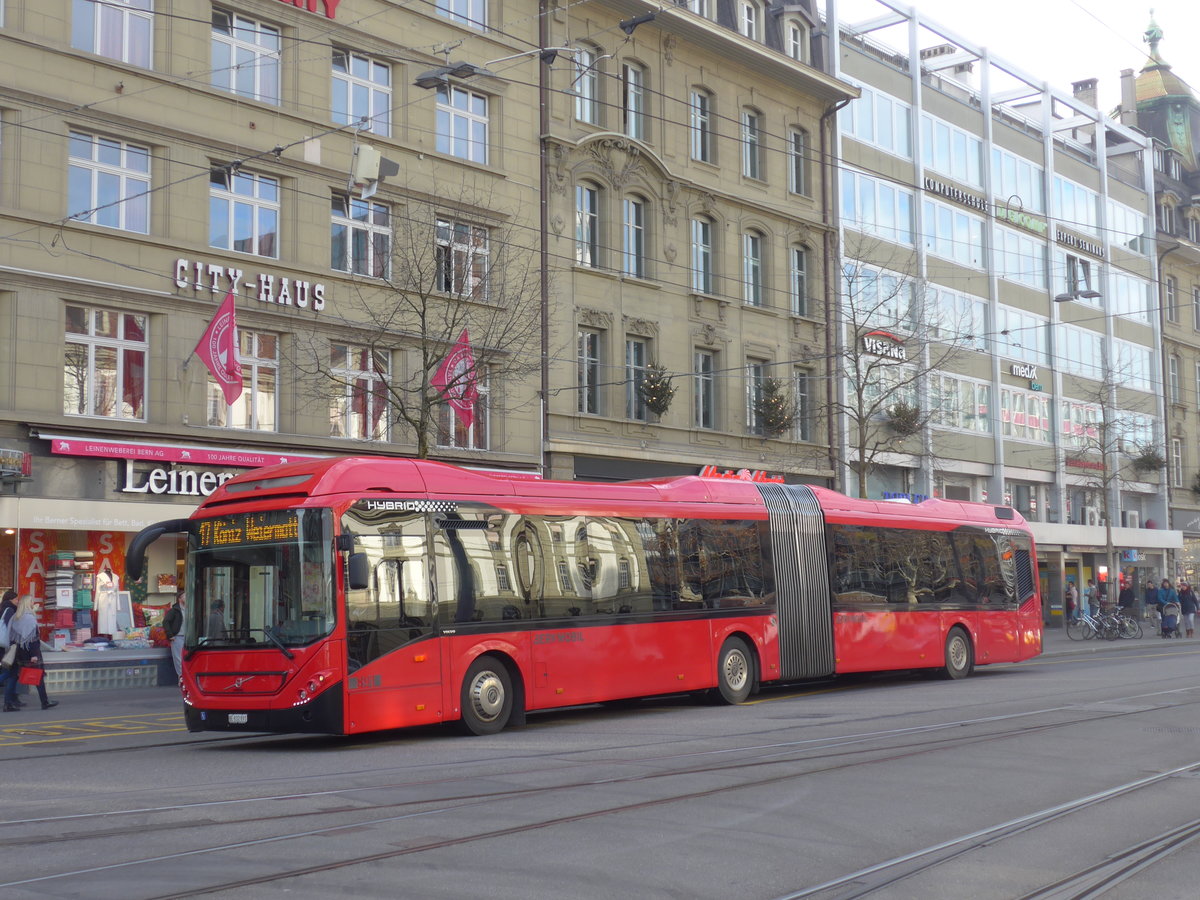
413, 61, 496, 89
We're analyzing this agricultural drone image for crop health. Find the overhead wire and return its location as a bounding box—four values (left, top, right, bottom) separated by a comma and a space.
0, 3, 1177, 404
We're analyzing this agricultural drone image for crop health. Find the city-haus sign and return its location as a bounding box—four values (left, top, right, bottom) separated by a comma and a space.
174, 258, 326, 310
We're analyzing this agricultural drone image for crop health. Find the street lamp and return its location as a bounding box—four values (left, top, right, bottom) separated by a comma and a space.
1054, 288, 1102, 302
413, 61, 494, 89
413, 47, 581, 89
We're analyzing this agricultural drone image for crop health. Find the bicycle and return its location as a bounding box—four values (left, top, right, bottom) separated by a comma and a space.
1066, 610, 1119, 641
1110, 608, 1143, 639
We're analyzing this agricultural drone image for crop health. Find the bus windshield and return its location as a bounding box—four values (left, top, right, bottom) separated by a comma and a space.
185, 508, 335, 651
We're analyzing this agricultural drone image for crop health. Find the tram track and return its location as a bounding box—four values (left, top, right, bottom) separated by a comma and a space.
3, 683, 1199, 897
769, 762, 1200, 900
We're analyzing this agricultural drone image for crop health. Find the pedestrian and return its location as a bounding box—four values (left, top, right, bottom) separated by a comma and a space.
1179, 581, 1197, 638
1084, 579, 1097, 616
207, 598, 226, 640
0, 589, 18, 707
4, 594, 58, 712
1144, 580, 1161, 623
1117, 580, 1135, 612
1065, 581, 1079, 621
1160, 578, 1178, 610
163, 589, 186, 677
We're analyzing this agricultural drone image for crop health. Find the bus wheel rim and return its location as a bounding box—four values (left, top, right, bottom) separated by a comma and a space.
469, 671, 506, 722
949, 635, 967, 670
724, 650, 748, 690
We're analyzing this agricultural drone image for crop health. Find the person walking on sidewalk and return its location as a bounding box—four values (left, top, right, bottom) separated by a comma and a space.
1065, 581, 1079, 622
163, 589, 186, 678
0, 589, 18, 708
4, 594, 58, 712
1179, 581, 1197, 638
1084, 579, 1098, 617
1144, 580, 1161, 626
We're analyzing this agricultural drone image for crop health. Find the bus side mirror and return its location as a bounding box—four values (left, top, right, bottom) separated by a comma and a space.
347, 552, 370, 591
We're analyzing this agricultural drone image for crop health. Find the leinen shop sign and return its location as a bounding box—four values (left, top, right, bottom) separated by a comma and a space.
120, 461, 238, 497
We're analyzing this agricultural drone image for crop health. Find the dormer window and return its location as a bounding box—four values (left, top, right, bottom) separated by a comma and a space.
738, 1, 759, 40
786, 19, 809, 62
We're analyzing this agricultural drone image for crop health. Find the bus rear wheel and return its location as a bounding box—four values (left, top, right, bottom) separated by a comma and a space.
716, 637, 756, 704
942, 627, 974, 680
459, 656, 513, 736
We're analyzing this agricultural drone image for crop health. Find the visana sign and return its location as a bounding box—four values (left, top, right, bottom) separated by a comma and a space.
861, 331, 907, 361
120, 461, 238, 497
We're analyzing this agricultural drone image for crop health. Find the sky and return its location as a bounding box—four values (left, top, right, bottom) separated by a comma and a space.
834, 0, 1200, 114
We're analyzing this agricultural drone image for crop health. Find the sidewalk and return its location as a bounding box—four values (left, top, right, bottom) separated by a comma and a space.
1039, 618, 1192, 657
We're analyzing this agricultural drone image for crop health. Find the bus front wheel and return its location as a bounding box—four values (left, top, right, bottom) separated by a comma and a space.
942, 627, 974, 680
459, 656, 513, 735
716, 637, 756, 704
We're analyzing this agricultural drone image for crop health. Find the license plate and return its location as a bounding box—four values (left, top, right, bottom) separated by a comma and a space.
228, 713, 248, 724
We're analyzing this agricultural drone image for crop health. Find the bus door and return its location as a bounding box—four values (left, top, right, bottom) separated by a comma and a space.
342, 509, 441, 731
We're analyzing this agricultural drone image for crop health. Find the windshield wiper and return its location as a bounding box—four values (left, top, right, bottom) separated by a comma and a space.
252, 628, 295, 659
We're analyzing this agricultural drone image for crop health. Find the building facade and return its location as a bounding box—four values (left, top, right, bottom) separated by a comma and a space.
541, 0, 853, 483
0, 0, 852, 661
831, 3, 1181, 612
1115, 18, 1200, 586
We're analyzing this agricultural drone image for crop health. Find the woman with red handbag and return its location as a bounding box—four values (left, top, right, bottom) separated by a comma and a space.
3, 594, 58, 712
0, 589, 18, 707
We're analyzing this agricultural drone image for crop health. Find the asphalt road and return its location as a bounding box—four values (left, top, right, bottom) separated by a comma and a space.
0, 627, 1197, 900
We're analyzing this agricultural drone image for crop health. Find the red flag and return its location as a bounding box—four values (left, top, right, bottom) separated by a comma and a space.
193, 291, 243, 406
431, 329, 479, 429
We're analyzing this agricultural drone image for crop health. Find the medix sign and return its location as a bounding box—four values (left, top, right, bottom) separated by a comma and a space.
276, 0, 342, 18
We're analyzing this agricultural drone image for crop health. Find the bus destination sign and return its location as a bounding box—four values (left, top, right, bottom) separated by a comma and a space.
197, 511, 301, 548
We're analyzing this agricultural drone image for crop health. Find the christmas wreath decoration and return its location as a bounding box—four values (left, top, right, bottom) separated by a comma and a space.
887, 401, 921, 437
637, 362, 676, 416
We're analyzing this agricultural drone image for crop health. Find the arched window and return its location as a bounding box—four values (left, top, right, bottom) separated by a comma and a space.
741, 108, 762, 179
574, 46, 601, 125
790, 246, 808, 315
690, 89, 714, 163
576, 182, 601, 267
738, 1, 759, 40
743, 230, 764, 306
786, 19, 809, 62
789, 128, 809, 195
623, 62, 647, 140
691, 216, 714, 294
622, 195, 647, 278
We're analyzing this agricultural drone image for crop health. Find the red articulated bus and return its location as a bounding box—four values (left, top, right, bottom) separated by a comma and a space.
126, 457, 1042, 736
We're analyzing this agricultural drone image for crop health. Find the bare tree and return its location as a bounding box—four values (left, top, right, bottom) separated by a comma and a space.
289, 186, 543, 458
831, 250, 983, 498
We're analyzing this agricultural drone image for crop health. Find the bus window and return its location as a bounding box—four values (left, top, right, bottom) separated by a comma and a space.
678, 519, 771, 610
638, 518, 679, 610
187, 508, 334, 650
340, 509, 431, 669
434, 511, 528, 625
